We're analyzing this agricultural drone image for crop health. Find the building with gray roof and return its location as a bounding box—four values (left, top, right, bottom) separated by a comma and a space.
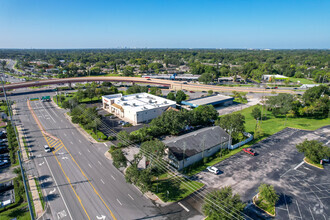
163, 126, 230, 170
181, 94, 234, 108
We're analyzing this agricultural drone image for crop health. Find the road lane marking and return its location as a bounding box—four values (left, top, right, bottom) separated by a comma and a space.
104, 143, 107, 147
87, 149, 90, 152
57, 139, 117, 220
294, 161, 305, 170
72, 131, 74, 135
88, 163, 92, 168
54, 145, 64, 153
79, 152, 82, 155
70, 141, 73, 145
128, 194, 134, 200
44, 158, 73, 220
98, 161, 102, 165
64, 133, 67, 136
49, 188, 56, 194
296, 200, 302, 219
79, 140, 82, 143
178, 202, 190, 212
101, 179, 105, 184
116, 199, 122, 206
40, 101, 56, 123
39, 162, 44, 166
111, 175, 115, 180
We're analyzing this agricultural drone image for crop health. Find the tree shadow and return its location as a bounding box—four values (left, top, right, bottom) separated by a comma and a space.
276, 193, 292, 207
152, 178, 187, 202
8, 205, 29, 218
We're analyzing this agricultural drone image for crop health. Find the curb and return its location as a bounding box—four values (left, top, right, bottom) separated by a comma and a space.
303, 157, 324, 169
252, 194, 276, 217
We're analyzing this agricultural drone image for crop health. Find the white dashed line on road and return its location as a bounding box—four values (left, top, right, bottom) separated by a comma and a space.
128, 194, 134, 200
70, 141, 73, 145
72, 131, 74, 135
88, 164, 92, 168
101, 179, 105, 184
64, 133, 67, 136
111, 175, 115, 180
116, 199, 122, 206
78, 152, 81, 155
104, 143, 107, 147
79, 140, 82, 143
87, 149, 90, 153
98, 161, 102, 165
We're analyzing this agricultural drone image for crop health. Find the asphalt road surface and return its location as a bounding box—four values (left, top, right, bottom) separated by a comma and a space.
8, 87, 203, 220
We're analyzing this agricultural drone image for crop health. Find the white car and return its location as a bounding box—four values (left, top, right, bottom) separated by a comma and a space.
44, 145, 51, 152
207, 166, 220, 175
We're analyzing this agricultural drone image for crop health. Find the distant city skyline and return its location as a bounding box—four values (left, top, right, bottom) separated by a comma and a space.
1, 0, 329, 49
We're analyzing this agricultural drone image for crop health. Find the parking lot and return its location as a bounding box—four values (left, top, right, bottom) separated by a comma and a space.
194, 126, 330, 219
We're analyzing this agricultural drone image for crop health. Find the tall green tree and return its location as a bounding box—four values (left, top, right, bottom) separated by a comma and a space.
111, 149, 127, 168
175, 90, 186, 104
296, 139, 330, 164
202, 186, 245, 220
215, 113, 245, 141
166, 92, 176, 101
257, 184, 279, 206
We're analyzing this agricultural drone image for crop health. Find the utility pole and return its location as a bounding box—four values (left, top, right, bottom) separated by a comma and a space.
201, 135, 206, 159
0, 73, 35, 220
182, 142, 186, 170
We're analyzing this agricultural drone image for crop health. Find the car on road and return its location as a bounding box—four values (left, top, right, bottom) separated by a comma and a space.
146, 78, 151, 80
206, 166, 221, 174
189, 91, 195, 93
44, 145, 51, 152
202, 91, 207, 93
271, 86, 278, 89
243, 148, 256, 156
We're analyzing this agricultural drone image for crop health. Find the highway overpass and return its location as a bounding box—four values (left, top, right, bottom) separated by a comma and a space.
3, 76, 294, 94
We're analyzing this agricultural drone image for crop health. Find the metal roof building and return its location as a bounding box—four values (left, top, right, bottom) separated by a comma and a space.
164, 126, 230, 170
181, 94, 234, 108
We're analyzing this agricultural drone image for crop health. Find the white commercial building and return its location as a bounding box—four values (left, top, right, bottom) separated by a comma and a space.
102, 93, 176, 125
262, 74, 288, 81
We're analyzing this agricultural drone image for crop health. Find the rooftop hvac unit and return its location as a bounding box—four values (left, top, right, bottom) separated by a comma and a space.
149, 100, 152, 103
164, 101, 167, 104
136, 95, 139, 98
120, 97, 124, 101
132, 103, 136, 106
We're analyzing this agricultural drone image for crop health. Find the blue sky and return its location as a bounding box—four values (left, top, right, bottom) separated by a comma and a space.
0, 0, 329, 49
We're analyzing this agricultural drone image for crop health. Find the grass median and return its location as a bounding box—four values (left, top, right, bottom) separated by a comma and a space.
34, 178, 45, 210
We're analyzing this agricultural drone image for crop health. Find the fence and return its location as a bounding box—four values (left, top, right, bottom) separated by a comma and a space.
229, 132, 253, 150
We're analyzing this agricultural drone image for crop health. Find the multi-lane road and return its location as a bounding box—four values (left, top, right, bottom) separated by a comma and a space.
8, 86, 202, 220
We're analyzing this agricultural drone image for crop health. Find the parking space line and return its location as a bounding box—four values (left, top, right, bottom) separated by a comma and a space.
178, 202, 190, 212
294, 161, 304, 170
309, 207, 315, 220
128, 194, 134, 200
296, 200, 302, 219
116, 199, 122, 206
283, 194, 291, 220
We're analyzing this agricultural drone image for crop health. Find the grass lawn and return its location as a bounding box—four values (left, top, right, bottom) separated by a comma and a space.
289, 77, 315, 84
255, 196, 275, 216
304, 157, 323, 169
183, 104, 330, 176
80, 96, 102, 103
151, 174, 204, 202
0, 202, 31, 220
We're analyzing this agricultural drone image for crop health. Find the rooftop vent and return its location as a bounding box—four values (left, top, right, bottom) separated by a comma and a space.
120, 97, 124, 101
149, 100, 152, 103
136, 95, 139, 98
164, 101, 168, 104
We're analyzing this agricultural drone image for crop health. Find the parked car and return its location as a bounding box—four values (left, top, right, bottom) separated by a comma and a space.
0, 139, 7, 143
207, 166, 221, 175
322, 157, 329, 163
44, 145, 51, 152
190, 91, 195, 93
271, 86, 278, 89
243, 148, 256, 156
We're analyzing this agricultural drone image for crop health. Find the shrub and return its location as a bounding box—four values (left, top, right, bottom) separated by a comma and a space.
108, 136, 117, 141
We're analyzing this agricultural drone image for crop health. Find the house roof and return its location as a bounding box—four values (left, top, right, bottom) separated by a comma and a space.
163, 126, 230, 161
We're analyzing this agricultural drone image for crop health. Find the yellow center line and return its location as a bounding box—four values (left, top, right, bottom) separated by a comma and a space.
58, 140, 118, 220
28, 101, 91, 220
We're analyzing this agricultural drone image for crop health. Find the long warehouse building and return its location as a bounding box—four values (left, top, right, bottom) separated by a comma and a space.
181, 94, 234, 108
